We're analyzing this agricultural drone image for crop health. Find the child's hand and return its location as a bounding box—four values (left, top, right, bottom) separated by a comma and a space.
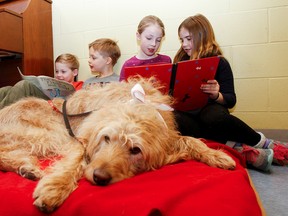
200, 79, 220, 100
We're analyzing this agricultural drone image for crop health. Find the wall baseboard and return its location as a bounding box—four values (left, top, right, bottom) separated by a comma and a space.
255, 129, 288, 142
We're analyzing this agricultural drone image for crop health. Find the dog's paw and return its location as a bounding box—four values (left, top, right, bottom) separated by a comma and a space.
33, 177, 76, 213
214, 152, 236, 170
18, 166, 43, 180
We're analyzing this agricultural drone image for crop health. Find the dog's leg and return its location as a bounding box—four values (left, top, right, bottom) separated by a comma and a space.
0, 150, 43, 180
33, 141, 85, 213
167, 136, 236, 170
0, 131, 43, 180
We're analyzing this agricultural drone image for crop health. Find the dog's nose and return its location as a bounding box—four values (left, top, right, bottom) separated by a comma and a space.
93, 169, 112, 186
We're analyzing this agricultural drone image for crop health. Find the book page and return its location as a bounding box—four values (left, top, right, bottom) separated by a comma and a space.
17, 67, 42, 90
17, 67, 75, 99
37, 76, 75, 99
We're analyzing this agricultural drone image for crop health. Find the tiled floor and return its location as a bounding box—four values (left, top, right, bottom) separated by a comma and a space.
249, 166, 288, 216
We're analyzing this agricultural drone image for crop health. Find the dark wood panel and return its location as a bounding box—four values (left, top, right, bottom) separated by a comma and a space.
0, 57, 22, 86
0, 0, 54, 87
0, 9, 23, 53
22, 0, 54, 76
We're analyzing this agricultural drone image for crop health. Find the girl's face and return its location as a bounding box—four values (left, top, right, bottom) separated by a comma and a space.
179, 27, 193, 57
137, 24, 163, 58
88, 47, 109, 74
55, 62, 77, 83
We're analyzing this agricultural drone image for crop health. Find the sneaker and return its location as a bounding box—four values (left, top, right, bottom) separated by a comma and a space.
234, 145, 273, 172
263, 139, 288, 166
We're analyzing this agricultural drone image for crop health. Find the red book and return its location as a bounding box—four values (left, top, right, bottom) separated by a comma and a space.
124, 56, 220, 111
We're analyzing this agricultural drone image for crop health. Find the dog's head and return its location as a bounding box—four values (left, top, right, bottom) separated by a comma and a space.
77, 102, 178, 186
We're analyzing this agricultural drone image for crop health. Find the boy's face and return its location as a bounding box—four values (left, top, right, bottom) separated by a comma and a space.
55, 62, 77, 83
88, 47, 109, 74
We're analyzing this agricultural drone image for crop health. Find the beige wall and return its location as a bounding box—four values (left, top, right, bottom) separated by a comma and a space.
52, 0, 288, 129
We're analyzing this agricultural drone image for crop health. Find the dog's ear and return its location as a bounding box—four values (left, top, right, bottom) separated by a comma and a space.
76, 137, 91, 164
76, 137, 88, 148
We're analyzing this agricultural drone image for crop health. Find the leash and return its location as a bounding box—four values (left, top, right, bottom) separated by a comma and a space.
49, 100, 93, 137
62, 100, 76, 137
49, 83, 172, 137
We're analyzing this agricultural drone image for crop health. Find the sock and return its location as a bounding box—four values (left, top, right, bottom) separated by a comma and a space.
226, 141, 236, 148
226, 131, 271, 149
254, 132, 288, 149
254, 132, 267, 148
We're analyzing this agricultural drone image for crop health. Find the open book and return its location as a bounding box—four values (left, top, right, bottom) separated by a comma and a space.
123, 56, 220, 111
17, 67, 75, 99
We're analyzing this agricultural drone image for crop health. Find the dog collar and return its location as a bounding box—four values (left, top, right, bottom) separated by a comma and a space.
48, 100, 62, 113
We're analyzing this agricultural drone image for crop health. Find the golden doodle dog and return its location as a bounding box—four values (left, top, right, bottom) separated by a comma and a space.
0, 78, 236, 213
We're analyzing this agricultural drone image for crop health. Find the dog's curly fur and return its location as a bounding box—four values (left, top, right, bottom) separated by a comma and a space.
0, 78, 236, 213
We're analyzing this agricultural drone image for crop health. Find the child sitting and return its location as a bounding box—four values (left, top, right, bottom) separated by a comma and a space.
0, 53, 82, 109
83, 38, 121, 89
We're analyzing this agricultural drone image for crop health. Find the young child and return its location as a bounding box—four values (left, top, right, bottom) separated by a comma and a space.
55, 53, 83, 90
119, 15, 171, 81
0, 53, 82, 109
83, 38, 121, 89
173, 14, 288, 171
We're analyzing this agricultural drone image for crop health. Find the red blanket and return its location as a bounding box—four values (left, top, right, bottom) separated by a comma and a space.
0, 141, 262, 216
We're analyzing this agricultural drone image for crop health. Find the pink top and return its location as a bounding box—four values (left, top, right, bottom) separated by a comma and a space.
119, 54, 172, 81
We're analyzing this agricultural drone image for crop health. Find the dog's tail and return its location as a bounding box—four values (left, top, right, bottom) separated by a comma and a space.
166, 136, 236, 170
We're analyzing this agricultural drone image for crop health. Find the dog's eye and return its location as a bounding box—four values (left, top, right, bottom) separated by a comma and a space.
104, 135, 110, 143
130, 147, 141, 155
